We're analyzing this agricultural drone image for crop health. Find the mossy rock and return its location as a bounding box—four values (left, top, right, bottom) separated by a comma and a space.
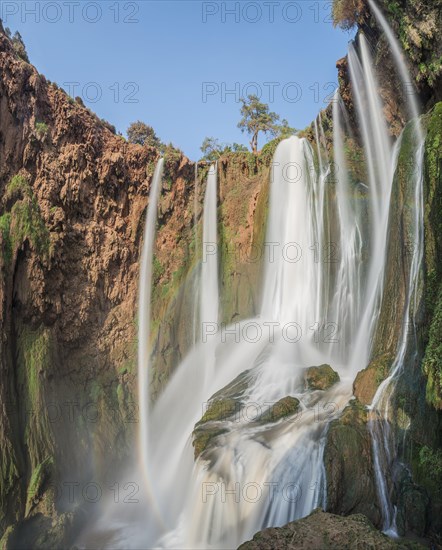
192, 370, 255, 459
192, 425, 228, 460
198, 398, 238, 425
324, 400, 381, 526
353, 353, 393, 406
421, 102, 442, 410
258, 396, 300, 424
25, 457, 54, 517
305, 364, 340, 391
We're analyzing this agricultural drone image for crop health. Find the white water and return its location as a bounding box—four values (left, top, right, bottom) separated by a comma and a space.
138, 159, 164, 477
200, 164, 219, 334
366, 0, 425, 534
77, 5, 426, 548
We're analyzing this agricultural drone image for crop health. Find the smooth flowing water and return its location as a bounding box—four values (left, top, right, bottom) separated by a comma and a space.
366, 0, 425, 534
138, 159, 164, 481
77, 4, 425, 548
138, 24, 423, 548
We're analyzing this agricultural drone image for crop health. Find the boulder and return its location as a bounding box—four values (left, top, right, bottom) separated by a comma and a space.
305, 364, 340, 391
258, 396, 300, 424
238, 508, 425, 549
324, 400, 381, 526
353, 353, 393, 405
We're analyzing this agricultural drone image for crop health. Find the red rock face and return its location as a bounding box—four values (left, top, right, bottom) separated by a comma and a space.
0, 27, 269, 541
0, 27, 199, 537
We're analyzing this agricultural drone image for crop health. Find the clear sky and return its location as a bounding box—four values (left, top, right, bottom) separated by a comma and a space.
1, 0, 355, 159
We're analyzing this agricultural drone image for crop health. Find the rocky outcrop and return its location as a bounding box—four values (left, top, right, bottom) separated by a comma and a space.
324, 400, 381, 526
353, 353, 393, 405
238, 508, 425, 550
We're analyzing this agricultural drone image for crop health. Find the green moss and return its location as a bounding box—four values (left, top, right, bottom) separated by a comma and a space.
422, 285, 442, 409
192, 426, 228, 459
89, 380, 102, 402
26, 456, 54, 515
18, 327, 51, 407
35, 121, 49, 137
305, 364, 340, 391
116, 383, 125, 409
418, 446, 442, 485
421, 103, 442, 409
10, 199, 51, 257
0, 212, 12, 264
198, 398, 238, 424
16, 323, 54, 478
259, 396, 300, 423
1, 175, 51, 265
5, 174, 32, 200
152, 254, 165, 283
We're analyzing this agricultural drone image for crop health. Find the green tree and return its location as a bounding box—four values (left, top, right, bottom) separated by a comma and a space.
237, 95, 289, 154
200, 138, 249, 161
238, 95, 279, 154
276, 119, 296, 139
229, 143, 249, 153
200, 137, 223, 161
332, 0, 366, 30
127, 121, 161, 148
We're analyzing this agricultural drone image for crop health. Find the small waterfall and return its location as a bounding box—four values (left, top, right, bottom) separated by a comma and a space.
137, 158, 165, 527
138, 159, 164, 468
365, 0, 425, 534
192, 162, 200, 345
200, 164, 219, 335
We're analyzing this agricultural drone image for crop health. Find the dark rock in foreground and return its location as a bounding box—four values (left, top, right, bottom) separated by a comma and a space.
238, 508, 426, 550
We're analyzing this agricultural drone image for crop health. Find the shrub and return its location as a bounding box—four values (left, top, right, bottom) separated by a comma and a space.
35, 122, 48, 137
1, 175, 50, 262
419, 446, 442, 485
332, 0, 366, 30
127, 121, 162, 148
5, 175, 31, 201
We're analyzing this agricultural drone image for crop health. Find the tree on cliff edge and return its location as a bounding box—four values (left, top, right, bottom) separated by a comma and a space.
127, 121, 161, 149
237, 95, 295, 154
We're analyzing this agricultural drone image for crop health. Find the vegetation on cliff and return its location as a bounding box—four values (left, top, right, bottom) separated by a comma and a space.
0, 175, 51, 265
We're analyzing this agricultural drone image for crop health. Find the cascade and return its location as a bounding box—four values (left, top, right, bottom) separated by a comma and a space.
78, 4, 426, 547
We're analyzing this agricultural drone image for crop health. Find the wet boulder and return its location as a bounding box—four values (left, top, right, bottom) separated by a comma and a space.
258, 396, 300, 424
305, 364, 340, 391
324, 399, 382, 527
353, 353, 393, 405
192, 370, 253, 459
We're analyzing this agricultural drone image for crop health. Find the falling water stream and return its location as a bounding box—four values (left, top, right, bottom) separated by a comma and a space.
366, 0, 425, 535
76, 3, 425, 548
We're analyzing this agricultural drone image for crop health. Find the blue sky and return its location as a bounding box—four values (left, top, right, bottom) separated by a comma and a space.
2, 1, 354, 159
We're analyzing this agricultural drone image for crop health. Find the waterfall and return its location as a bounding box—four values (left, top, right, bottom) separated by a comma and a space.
365, 0, 425, 535
192, 162, 200, 345
138, 159, 164, 470
200, 164, 219, 336
137, 158, 165, 528
138, 19, 424, 543
78, 4, 426, 548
